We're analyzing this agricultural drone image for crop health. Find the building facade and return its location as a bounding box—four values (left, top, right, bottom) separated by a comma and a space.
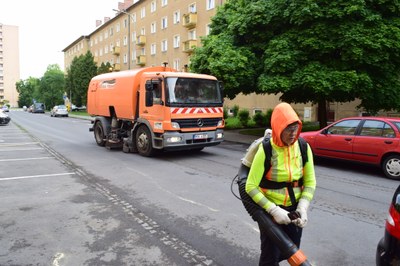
63, 0, 395, 123
0, 24, 20, 108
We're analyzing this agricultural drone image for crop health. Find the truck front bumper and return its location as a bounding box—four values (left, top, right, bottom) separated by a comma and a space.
161, 129, 224, 151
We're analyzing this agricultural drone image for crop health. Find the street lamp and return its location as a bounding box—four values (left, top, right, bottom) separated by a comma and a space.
113, 9, 135, 70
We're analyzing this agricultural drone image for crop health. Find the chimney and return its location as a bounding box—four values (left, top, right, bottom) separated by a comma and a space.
118, 2, 124, 10
104, 17, 110, 23
124, 0, 133, 9
96, 20, 102, 27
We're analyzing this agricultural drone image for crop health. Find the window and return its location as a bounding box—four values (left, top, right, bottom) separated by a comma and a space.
173, 10, 180, 24
188, 29, 196, 40
206, 0, 215, 10
189, 3, 196, 13
161, 40, 168, 52
123, 35, 128, 46
151, 43, 157, 55
124, 18, 128, 29
124, 53, 128, 64
173, 59, 180, 71
105, 45, 109, 54
116, 23, 120, 32
173, 35, 180, 48
360, 120, 395, 138
161, 16, 168, 29
206, 23, 211, 35
161, 0, 168, 7
151, 22, 157, 33
327, 119, 361, 135
141, 7, 146, 18
151, 1, 157, 12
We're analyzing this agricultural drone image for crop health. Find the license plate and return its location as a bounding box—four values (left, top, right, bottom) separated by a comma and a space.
193, 134, 208, 140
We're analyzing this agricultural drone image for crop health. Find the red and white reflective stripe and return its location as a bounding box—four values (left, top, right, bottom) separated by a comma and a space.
170, 107, 223, 114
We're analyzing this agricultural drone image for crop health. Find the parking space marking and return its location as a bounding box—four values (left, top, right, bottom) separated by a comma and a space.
0, 172, 75, 182
0, 147, 43, 152
0, 157, 53, 162
0, 142, 39, 147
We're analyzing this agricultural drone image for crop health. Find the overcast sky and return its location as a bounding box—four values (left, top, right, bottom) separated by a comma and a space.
0, 0, 120, 80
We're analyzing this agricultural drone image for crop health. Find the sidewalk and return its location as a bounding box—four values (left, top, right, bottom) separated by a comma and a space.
223, 129, 260, 145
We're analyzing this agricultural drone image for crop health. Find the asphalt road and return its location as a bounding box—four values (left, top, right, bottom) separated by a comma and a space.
1, 110, 398, 266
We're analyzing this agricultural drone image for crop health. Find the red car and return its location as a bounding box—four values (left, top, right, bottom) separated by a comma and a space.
300, 117, 400, 180
376, 184, 400, 265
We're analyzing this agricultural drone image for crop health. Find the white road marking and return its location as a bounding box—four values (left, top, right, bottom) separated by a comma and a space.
0, 157, 53, 162
52, 252, 65, 266
0, 142, 39, 147
0, 173, 75, 181
0, 147, 43, 152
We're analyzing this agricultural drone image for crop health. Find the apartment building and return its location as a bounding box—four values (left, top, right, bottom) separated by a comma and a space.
0, 24, 20, 108
63, 0, 380, 122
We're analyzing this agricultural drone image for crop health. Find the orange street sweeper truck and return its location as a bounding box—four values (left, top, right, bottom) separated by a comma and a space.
87, 65, 225, 156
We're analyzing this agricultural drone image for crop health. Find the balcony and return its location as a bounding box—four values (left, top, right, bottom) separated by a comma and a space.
136, 55, 146, 66
183, 13, 197, 28
112, 46, 120, 55
183, 40, 197, 53
113, 63, 121, 71
137, 35, 146, 46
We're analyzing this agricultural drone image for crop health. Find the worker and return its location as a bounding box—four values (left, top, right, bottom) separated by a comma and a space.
245, 102, 316, 265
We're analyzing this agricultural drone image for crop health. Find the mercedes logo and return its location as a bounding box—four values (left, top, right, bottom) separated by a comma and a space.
197, 119, 204, 127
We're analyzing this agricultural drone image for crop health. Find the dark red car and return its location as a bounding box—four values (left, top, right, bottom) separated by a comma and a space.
376, 184, 400, 265
300, 117, 400, 180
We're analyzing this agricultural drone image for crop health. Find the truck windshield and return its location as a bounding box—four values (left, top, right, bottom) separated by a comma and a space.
166, 77, 222, 106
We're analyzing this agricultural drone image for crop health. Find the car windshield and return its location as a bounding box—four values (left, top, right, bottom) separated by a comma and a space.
165, 77, 222, 106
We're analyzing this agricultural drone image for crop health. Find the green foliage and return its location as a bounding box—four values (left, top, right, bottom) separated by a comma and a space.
223, 106, 229, 118
190, 0, 400, 127
38, 65, 65, 110
225, 117, 242, 129
98, 62, 113, 75
265, 108, 273, 127
253, 111, 266, 127
16, 77, 40, 107
238, 109, 250, 127
66, 51, 97, 106
232, 104, 240, 117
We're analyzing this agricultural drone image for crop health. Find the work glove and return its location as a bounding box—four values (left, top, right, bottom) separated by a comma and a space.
267, 204, 291, 225
293, 199, 310, 228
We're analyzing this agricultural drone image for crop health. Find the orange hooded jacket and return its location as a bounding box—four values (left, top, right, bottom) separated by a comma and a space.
245, 103, 316, 209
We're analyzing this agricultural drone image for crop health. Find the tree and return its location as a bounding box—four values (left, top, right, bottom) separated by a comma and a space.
15, 77, 40, 107
190, 0, 400, 127
38, 64, 65, 110
66, 51, 97, 106
97, 62, 113, 75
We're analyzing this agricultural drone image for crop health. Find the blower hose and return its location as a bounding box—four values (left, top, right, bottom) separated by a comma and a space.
234, 164, 312, 266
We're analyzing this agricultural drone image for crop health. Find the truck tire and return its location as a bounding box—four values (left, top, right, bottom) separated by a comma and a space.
136, 126, 154, 157
94, 121, 106, 147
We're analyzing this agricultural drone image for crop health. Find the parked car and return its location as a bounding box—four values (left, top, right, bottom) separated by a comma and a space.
300, 116, 400, 180
50, 105, 69, 117
0, 109, 11, 125
32, 103, 45, 113
2, 105, 9, 112
376, 184, 400, 265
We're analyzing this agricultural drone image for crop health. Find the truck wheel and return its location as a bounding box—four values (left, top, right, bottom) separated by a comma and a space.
383, 155, 400, 180
136, 126, 154, 157
94, 121, 106, 146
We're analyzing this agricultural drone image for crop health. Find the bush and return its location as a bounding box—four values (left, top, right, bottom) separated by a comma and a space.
232, 105, 240, 117
265, 108, 273, 127
223, 107, 229, 118
253, 112, 266, 127
238, 109, 250, 127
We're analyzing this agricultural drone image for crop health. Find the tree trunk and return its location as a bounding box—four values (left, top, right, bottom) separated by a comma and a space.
317, 100, 328, 128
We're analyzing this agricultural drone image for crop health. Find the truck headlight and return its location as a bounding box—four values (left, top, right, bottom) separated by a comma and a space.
217, 132, 224, 139
217, 119, 224, 127
171, 122, 180, 129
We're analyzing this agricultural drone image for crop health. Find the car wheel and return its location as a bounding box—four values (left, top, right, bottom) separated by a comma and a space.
94, 121, 106, 146
382, 155, 400, 180
136, 126, 154, 157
